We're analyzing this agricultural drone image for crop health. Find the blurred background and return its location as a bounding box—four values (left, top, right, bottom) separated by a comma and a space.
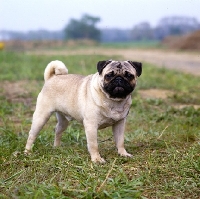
1, 0, 200, 51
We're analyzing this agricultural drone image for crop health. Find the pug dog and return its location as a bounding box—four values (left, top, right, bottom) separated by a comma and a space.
25, 60, 142, 163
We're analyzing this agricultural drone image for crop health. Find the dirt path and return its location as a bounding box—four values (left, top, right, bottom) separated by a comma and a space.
112, 49, 200, 76
28, 48, 200, 76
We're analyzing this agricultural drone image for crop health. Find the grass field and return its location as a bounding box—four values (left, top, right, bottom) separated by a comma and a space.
0, 50, 200, 198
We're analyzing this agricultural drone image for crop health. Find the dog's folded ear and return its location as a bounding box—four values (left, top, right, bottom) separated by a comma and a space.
127, 61, 142, 77
97, 60, 112, 74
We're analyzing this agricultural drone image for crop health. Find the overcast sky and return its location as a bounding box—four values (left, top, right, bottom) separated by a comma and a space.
1, 0, 200, 32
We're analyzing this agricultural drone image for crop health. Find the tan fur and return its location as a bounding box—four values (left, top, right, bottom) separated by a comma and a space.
25, 60, 138, 163
44, 60, 68, 81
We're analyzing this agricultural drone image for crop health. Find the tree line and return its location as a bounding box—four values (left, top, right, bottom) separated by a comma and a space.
1, 14, 199, 42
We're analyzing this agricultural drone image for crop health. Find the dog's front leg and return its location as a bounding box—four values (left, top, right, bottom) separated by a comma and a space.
112, 118, 132, 157
84, 120, 105, 163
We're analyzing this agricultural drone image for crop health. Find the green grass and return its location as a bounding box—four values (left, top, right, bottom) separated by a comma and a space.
0, 51, 200, 198
0, 51, 120, 81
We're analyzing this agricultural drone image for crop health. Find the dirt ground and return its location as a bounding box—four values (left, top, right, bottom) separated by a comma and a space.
28, 48, 200, 76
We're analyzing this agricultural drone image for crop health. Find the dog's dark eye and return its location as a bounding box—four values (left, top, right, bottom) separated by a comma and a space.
105, 72, 114, 80
125, 72, 134, 79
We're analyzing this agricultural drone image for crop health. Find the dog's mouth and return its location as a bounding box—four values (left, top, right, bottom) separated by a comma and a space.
113, 86, 125, 94
103, 76, 135, 99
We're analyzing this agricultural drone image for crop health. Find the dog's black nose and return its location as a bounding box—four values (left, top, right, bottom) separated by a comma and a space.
115, 76, 123, 83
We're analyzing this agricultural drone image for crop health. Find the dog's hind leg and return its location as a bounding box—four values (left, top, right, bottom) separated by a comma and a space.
25, 106, 52, 153
54, 112, 69, 147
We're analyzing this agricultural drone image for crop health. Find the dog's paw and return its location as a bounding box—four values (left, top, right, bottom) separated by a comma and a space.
118, 149, 133, 157
24, 149, 31, 155
91, 156, 106, 163
120, 152, 133, 157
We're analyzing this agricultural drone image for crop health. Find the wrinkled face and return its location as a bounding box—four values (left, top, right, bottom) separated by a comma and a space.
97, 60, 142, 99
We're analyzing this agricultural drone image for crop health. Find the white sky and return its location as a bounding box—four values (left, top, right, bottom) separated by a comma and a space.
1, 0, 200, 32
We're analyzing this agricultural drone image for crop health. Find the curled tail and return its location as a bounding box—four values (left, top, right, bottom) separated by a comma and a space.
44, 60, 68, 81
